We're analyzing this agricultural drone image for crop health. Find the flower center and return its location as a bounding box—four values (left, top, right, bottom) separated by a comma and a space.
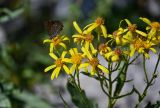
52, 36, 61, 46
71, 54, 82, 64
134, 39, 143, 50
114, 48, 122, 55
95, 17, 104, 25
128, 24, 137, 32
89, 58, 99, 67
85, 34, 94, 42
98, 44, 109, 53
143, 42, 151, 49
55, 58, 63, 67
151, 22, 160, 29
113, 30, 119, 37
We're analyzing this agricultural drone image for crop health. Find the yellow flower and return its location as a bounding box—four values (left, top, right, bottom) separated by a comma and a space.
79, 47, 109, 75
140, 17, 160, 41
124, 19, 147, 40
129, 38, 156, 58
105, 48, 122, 62
108, 28, 129, 45
43, 35, 69, 53
98, 43, 112, 55
44, 51, 70, 80
68, 48, 84, 73
84, 17, 107, 38
73, 21, 97, 54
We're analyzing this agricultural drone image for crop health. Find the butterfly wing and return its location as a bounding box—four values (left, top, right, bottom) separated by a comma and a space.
44, 20, 63, 39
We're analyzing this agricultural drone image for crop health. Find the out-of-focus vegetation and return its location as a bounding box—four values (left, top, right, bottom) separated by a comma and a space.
0, 0, 160, 108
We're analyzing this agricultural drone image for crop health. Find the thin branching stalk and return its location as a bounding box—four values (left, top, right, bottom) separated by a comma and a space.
135, 53, 160, 108
143, 55, 149, 83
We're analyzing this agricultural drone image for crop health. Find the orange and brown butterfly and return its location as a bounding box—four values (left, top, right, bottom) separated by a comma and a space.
44, 20, 63, 39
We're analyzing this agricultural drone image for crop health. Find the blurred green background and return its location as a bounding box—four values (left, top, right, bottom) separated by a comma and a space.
0, 0, 160, 108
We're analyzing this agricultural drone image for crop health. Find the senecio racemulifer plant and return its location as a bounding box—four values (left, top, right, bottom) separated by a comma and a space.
43, 17, 160, 108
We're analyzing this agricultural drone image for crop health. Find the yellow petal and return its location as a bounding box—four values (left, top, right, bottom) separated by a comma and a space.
130, 45, 136, 57
73, 21, 82, 34
150, 48, 156, 53
72, 34, 84, 38
69, 49, 75, 56
61, 51, 67, 58
63, 65, 70, 74
90, 43, 97, 54
43, 39, 52, 44
146, 26, 151, 30
135, 30, 147, 37
49, 53, 58, 60
83, 23, 94, 30
125, 19, 132, 25
105, 52, 113, 59
44, 65, 56, 72
100, 25, 107, 38
82, 47, 92, 59
111, 55, 119, 62
138, 47, 144, 53
59, 42, 66, 49
79, 63, 89, 69
63, 58, 72, 63
87, 23, 98, 32
50, 43, 54, 53
70, 64, 76, 74
144, 53, 150, 59
62, 36, 70, 41
148, 29, 156, 39
51, 67, 61, 80
116, 37, 121, 45
140, 17, 151, 25
55, 67, 61, 78
85, 42, 90, 50
73, 48, 78, 53
97, 65, 109, 74
90, 67, 95, 75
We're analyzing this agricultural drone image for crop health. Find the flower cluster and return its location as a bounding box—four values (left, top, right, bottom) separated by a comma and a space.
43, 17, 158, 80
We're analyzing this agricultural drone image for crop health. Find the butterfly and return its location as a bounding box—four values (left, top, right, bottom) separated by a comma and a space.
44, 20, 63, 39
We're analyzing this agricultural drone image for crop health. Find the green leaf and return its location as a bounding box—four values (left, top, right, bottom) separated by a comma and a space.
13, 90, 54, 108
67, 78, 97, 108
0, 94, 11, 108
114, 63, 128, 97
145, 101, 160, 108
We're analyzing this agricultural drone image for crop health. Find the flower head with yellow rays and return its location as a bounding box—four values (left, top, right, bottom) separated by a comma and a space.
44, 51, 71, 80
67, 48, 85, 73
140, 17, 160, 41
84, 17, 107, 38
72, 21, 97, 53
79, 47, 109, 75
43, 35, 69, 53
105, 48, 122, 62
98, 43, 112, 55
108, 27, 130, 46
129, 38, 156, 58
124, 19, 147, 40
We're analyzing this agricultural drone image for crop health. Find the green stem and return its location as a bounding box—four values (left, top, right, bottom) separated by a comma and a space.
135, 53, 160, 108
129, 54, 140, 65
59, 91, 71, 108
143, 55, 149, 83
108, 62, 113, 108
76, 68, 81, 90
98, 73, 110, 97
112, 60, 129, 106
